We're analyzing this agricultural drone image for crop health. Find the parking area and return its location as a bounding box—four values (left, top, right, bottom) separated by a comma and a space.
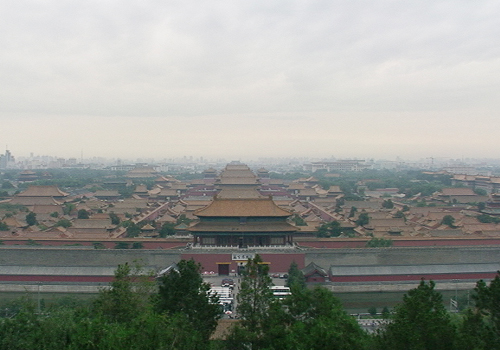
204, 275, 289, 318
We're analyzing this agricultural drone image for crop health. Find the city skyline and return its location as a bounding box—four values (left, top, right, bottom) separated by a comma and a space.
4, 148, 500, 171
1, 1, 499, 160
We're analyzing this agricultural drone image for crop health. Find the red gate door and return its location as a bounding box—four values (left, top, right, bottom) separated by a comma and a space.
218, 263, 230, 276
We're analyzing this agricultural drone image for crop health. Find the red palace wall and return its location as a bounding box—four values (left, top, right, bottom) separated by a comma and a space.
0, 275, 114, 283
181, 253, 305, 274
0, 240, 187, 249
330, 272, 499, 283
3, 237, 500, 250
297, 238, 500, 249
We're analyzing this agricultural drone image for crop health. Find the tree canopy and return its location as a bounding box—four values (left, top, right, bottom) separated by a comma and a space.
0, 261, 211, 349
286, 261, 306, 290
317, 221, 342, 237
25, 212, 37, 226
155, 259, 221, 340
235, 254, 274, 334
93, 262, 155, 323
375, 279, 456, 350
441, 215, 456, 228
77, 209, 90, 219
356, 212, 370, 226
459, 271, 500, 349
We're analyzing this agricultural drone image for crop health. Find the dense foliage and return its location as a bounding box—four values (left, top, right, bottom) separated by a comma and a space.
2, 260, 500, 349
317, 221, 343, 237
374, 280, 456, 350
0, 260, 217, 349
477, 214, 500, 224
227, 256, 371, 349
155, 259, 221, 340
366, 237, 393, 247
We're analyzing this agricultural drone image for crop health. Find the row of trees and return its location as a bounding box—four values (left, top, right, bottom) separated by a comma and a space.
314, 169, 452, 199
227, 256, 370, 349
0, 260, 221, 349
1, 256, 500, 349
231, 256, 500, 349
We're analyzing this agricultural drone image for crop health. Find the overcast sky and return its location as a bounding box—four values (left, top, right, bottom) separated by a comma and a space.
1, 1, 499, 161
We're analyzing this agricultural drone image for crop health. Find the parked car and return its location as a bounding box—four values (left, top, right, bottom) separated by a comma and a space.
221, 278, 234, 287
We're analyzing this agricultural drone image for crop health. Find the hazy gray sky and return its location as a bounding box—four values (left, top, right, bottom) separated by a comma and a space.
1, 1, 499, 161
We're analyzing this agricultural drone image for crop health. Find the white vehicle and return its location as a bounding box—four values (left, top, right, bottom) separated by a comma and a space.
270, 286, 291, 300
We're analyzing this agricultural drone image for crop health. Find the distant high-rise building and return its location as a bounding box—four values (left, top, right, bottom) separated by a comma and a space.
0, 149, 15, 169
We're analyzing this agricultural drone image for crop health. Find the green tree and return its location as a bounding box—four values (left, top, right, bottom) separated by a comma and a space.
368, 306, 378, 317
382, 306, 390, 318
366, 237, 393, 247
109, 212, 120, 225
286, 261, 306, 290
292, 214, 307, 226
176, 213, 193, 225
131, 241, 143, 249
227, 254, 279, 349
336, 197, 345, 207
25, 212, 37, 226
55, 219, 72, 228
114, 242, 129, 249
77, 209, 89, 219
457, 308, 498, 350
348, 206, 357, 218
25, 239, 40, 246
118, 185, 135, 198
375, 279, 456, 350
317, 221, 342, 237
232, 254, 274, 344
382, 199, 394, 209
126, 222, 141, 237
159, 222, 176, 237
262, 286, 371, 350
477, 214, 500, 224
1, 180, 14, 189
356, 212, 370, 226
0, 221, 8, 231
50, 211, 59, 218
93, 242, 106, 249
93, 262, 155, 323
156, 259, 221, 341
469, 272, 500, 339
441, 215, 456, 228
474, 188, 487, 196
62, 203, 76, 215
393, 210, 406, 220
0, 291, 205, 349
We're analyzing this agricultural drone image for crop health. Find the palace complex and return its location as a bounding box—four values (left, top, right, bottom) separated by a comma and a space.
2, 163, 500, 295
189, 164, 296, 248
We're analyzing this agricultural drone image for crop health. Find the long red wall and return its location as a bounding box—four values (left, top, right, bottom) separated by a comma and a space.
297, 238, 500, 249
2, 238, 500, 250
330, 272, 498, 283
181, 253, 305, 273
0, 275, 114, 283
0, 239, 187, 249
